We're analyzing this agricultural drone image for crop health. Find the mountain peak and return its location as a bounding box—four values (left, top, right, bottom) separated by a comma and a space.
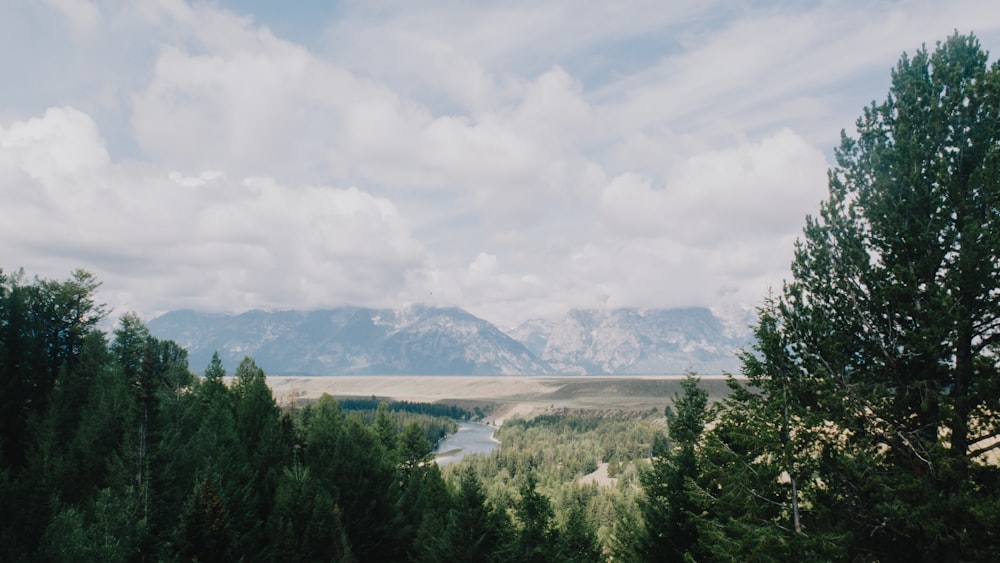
148, 305, 551, 375
148, 305, 753, 376
510, 306, 751, 374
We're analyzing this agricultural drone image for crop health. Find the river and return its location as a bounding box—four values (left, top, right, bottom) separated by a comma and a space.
433, 421, 500, 466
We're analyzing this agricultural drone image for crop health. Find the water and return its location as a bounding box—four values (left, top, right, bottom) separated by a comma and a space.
433, 421, 500, 466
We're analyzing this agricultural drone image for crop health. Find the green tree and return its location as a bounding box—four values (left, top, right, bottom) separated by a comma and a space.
553, 489, 601, 563
199, 351, 230, 412
175, 475, 235, 561
110, 313, 156, 527
40, 486, 144, 563
405, 463, 453, 562
710, 33, 1000, 562
267, 463, 353, 562
397, 421, 433, 473
430, 467, 514, 563
204, 351, 226, 382
513, 472, 558, 562
304, 395, 401, 561
0, 269, 105, 473
694, 316, 843, 561
107, 314, 196, 558
638, 374, 710, 562
373, 401, 397, 455
183, 365, 254, 559
0, 270, 108, 556
231, 356, 287, 559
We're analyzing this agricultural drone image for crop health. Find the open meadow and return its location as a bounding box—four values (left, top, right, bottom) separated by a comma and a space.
267, 374, 735, 422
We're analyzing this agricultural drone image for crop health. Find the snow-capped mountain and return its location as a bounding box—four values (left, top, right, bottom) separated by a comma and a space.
147, 306, 552, 375
147, 305, 755, 376
510, 307, 755, 374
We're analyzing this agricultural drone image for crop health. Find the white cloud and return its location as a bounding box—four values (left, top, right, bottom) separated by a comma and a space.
510, 67, 591, 144
39, 0, 100, 37
599, 128, 828, 245
0, 106, 426, 317
388, 33, 513, 112
127, 4, 589, 223
469, 253, 499, 275
0, 106, 109, 181
5, 0, 1000, 329
130, 38, 354, 177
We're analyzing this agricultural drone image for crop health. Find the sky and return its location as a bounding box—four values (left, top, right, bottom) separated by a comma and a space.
2, 0, 999, 329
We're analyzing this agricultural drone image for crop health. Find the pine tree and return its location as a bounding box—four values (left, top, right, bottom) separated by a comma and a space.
231, 356, 286, 559
513, 472, 558, 562
0, 269, 105, 474
397, 421, 433, 473
304, 396, 401, 561
431, 467, 514, 563
175, 476, 235, 561
405, 463, 454, 562
707, 33, 1000, 562
638, 374, 710, 562
553, 490, 601, 563
267, 463, 353, 562
373, 401, 397, 455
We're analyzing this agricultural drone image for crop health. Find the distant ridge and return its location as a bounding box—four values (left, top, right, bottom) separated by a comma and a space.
147, 305, 551, 375
147, 305, 754, 376
509, 306, 754, 375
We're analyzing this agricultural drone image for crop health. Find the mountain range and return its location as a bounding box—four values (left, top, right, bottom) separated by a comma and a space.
147, 305, 756, 376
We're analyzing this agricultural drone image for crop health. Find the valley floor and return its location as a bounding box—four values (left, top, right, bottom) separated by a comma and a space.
267, 374, 734, 423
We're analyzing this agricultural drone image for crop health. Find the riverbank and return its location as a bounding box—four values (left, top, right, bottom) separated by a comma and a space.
433, 421, 501, 466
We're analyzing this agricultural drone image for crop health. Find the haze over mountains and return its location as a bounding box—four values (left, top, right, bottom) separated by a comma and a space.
147, 306, 755, 376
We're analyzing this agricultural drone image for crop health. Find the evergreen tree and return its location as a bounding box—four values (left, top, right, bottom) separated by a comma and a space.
204, 351, 226, 382
553, 489, 601, 563
175, 475, 236, 561
431, 466, 514, 563
267, 463, 353, 562
608, 492, 645, 563
39, 505, 99, 562
304, 396, 401, 561
513, 471, 559, 562
151, 353, 209, 556
88, 486, 145, 562
231, 356, 287, 559
373, 401, 398, 455
638, 374, 710, 562
707, 33, 1000, 562
0, 269, 105, 474
0, 270, 108, 556
397, 421, 433, 473
110, 313, 156, 529
406, 462, 454, 562
199, 351, 230, 412
185, 368, 254, 558
109, 313, 194, 557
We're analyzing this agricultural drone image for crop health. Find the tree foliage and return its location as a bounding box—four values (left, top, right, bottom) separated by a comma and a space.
638, 374, 711, 562
696, 32, 1000, 562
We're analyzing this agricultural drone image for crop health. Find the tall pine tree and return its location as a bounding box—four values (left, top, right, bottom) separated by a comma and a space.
707, 33, 1000, 562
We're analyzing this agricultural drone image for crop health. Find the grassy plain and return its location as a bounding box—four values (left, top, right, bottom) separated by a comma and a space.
267, 375, 735, 423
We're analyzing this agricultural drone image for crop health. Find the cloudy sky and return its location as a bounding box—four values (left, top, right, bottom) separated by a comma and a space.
2, 1, 998, 328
